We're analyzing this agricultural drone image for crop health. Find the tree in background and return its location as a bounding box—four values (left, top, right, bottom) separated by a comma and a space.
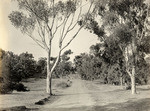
36, 57, 47, 78
81, 0, 150, 94
18, 52, 37, 79
74, 53, 103, 80
36, 50, 74, 79
0, 49, 14, 93
90, 43, 126, 85
54, 49, 73, 78
9, 0, 94, 95
0, 49, 37, 93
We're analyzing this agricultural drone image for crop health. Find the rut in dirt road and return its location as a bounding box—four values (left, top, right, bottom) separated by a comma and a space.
43, 79, 95, 109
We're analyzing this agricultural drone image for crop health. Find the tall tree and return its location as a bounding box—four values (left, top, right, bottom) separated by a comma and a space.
8, 0, 94, 95
82, 0, 150, 94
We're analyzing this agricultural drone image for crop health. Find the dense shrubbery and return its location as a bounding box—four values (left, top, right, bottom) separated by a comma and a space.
36, 57, 47, 78
74, 53, 122, 84
35, 50, 74, 79
74, 44, 150, 86
0, 49, 36, 94
14, 83, 29, 92
0, 49, 74, 94
53, 50, 74, 78
0, 83, 14, 94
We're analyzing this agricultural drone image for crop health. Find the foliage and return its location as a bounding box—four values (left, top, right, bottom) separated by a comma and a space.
36, 57, 47, 78
74, 42, 150, 85
74, 53, 102, 80
54, 50, 74, 78
0, 83, 14, 94
79, 0, 150, 94
14, 83, 29, 92
136, 57, 150, 85
0, 49, 37, 94
35, 50, 74, 78
8, 0, 93, 94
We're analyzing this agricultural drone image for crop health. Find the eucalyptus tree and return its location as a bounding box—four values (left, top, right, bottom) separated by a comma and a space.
9, 0, 94, 95
82, 0, 150, 94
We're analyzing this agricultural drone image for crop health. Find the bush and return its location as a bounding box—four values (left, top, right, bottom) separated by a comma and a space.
14, 83, 29, 92
0, 83, 13, 94
0, 50, 33, 94
56, 80, 72, 89
123, 83, 131, 90
0, 82, 29, 94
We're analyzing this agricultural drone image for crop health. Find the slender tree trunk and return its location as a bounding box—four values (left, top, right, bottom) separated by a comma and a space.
120, 76, 123, 86
131, 66, 136, 94
131, 38, 136, 94
124, 44, 136, 94
46, 51, 52, 95
46, 72, 52, 95
46, 50, 61, 95
50, 50, 61, 75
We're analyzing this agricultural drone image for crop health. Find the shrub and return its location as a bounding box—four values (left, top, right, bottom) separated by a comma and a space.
14, 83, 29, 92
0, 83, 13, 94
56, 80, 72, 89
0, 50, 33, 94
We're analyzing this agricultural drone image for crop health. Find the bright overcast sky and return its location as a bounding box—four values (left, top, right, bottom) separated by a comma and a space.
0, 0, 99, 60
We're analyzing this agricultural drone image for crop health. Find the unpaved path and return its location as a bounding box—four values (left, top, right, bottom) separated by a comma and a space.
39, 79, 150, 111
43, 79, 95, 109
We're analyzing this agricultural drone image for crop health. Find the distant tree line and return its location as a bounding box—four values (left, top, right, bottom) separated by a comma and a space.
0, 49, 74, 94
74, 43, 150, 86
36, 49, 75, 78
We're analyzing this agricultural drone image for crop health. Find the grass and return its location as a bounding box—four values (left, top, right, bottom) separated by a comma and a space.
1, 98, 150, 111
31, 98, 150, 111
0, 78, 65, 109
93, 98, 150, 111
0, 78, 150, 111
84, 80, 150, 111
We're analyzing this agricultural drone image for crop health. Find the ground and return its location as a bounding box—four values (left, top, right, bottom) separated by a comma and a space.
0, 76, 150, 111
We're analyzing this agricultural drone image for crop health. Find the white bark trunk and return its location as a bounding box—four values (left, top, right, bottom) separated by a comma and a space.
131, 38, 136, 94
120, 76, 123, 86
46, 51, 52, 95
131, 67, 136, 94
124, 44, 136, 94
46, 72, 52, 94
46, 50, 61, 95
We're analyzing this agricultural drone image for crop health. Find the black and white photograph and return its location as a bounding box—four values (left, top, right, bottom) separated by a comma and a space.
0, 0, 150, 111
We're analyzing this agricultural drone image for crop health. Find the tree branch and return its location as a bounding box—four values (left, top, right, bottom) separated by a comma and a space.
61, 26, 83, 51
52, 18, 65, 37
59, 14, 71, 46
25, 32, 48, 51
50, 0, 55, 29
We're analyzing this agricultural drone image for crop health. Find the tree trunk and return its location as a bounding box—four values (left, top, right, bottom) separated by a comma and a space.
124, 43, 137, 94
46, 51, 52, 95
131, 66, 136, 94
120, 76, 123, 86
46, 71, 52, 95
46, 50, 61, 95
131, 37, 136, 94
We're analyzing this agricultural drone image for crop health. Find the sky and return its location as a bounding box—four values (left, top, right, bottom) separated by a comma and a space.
0, 0, 99, 61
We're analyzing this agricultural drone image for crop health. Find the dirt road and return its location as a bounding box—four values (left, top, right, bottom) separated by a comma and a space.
39, 78, 150, 111
43, 79, 95, 109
